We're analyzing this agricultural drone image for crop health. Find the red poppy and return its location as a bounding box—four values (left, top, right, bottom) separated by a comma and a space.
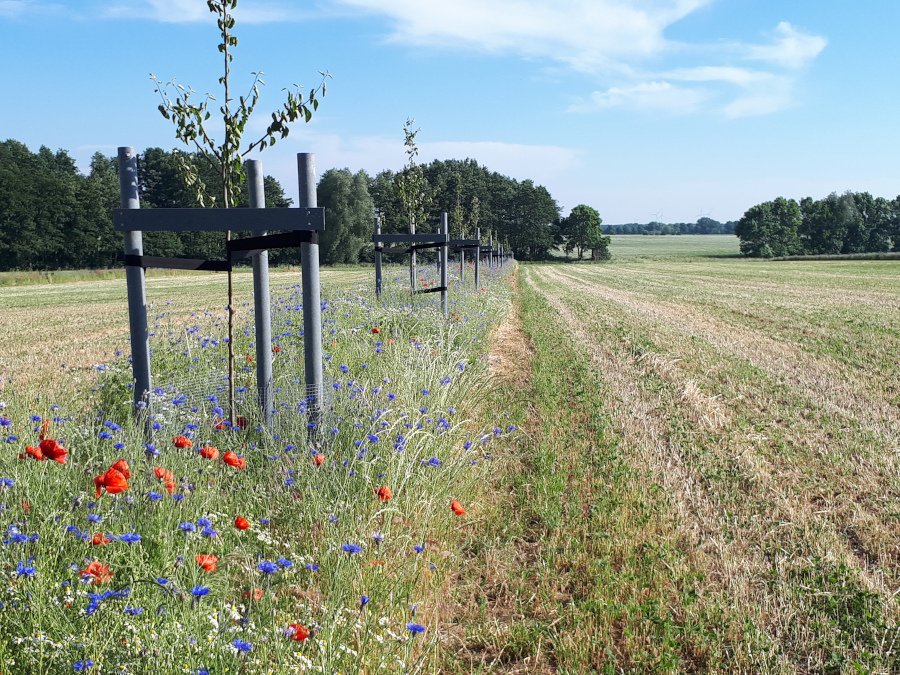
199, 446, 219, 460
153, 466, 177, 494
243, 587, 264, 602
222, 451, 246, 470
81, 560, 113, 584
313, 454, 325, 467
172, 435, 193, 449
286, 623, 310, 642
39, 439, 68, 464
213, 418, 227, 431
195, 554, 218, 572
109, 459, 130, 479
234, 516, 250, 531
23, 445, 45, 461
91, 532, 111, 546
375, 485, 393, 501
272, 345, 283, 353
94, 467, 129, 497
450, 499, 466, 516
371, 327, 381, 334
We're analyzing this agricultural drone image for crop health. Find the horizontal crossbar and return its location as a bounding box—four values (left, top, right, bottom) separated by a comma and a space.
227, 230, 318, 256
373, 233, 448, 245
413, 286, 448, 295
124, 254, 230, 272
115, 207, 325, 233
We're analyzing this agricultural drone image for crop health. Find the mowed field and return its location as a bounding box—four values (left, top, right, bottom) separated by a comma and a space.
0, 268, 368, 394
504, 256, 898, 671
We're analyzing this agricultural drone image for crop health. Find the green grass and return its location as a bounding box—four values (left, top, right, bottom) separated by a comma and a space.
607, 234, 740, 259
0, 264, 519, 673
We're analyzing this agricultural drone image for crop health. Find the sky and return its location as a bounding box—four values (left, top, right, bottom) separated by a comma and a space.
1, 0, 898, 223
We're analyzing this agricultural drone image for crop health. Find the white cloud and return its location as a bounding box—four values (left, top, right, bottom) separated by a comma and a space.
102, 0, 294, 24
334, 1, 826, 118
575, 81, 710, 113
746, 21, 827, 69
335, 0, 710, 73
248, 129, 581, 208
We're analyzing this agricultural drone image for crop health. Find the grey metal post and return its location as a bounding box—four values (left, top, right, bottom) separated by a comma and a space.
374, 212, 383, 298
440, 213, 449, 318
118, 147, 152, 424
460, 247, 465, 281
475, 227, 481, 289
409, 218, 416, 297
297, 153, 323, 432
246, 160, 273, 428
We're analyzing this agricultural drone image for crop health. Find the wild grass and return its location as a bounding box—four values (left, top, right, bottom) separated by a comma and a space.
0, 262, 517, 673
489, 260, 898, 672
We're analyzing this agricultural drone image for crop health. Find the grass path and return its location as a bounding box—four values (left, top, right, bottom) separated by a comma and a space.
440, 262, 897, 673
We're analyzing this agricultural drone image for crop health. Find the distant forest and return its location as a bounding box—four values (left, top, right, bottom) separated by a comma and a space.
0, 139, 603, 270
604, 218, 736, 235
735, 193, 900, 257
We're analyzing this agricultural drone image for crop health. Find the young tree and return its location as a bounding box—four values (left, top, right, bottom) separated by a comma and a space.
151, 0, 327, 422
561, 204, 606, 259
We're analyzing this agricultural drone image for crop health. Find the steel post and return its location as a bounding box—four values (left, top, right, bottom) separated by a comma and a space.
297, 153, 323, 434
246, 160, 273, 428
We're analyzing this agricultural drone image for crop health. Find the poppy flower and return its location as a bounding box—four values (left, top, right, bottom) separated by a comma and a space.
109, 459, 130, 479
222, 451, 246, 470
450, 499, 466, 516
94, 467, 128, 497
39, 439, 68, 464
286, 623, 310, 642
22, 445, 45, 461
199, 446, 219, 460
91, 532, 111, 546
234, 516, 250, 531
81, 560, 113, 584
375, 485, 393, 501
313, 454, 325, 467
371, 327, 381, 334
243, 587, 264, 602
272, 345, 283, 353
172, 435, 192, 449
195, 554, 218, 572
153, 466, 177, 494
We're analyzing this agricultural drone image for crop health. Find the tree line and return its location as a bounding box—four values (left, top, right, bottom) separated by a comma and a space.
604, 217, 736, 235
735, 192, 900, 257
0, 139, 607, 270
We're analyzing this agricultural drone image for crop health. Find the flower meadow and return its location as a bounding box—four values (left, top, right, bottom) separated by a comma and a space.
0, 263, 515, 673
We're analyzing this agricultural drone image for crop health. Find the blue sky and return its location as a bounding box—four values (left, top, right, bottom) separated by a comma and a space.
1, 0, 897, 223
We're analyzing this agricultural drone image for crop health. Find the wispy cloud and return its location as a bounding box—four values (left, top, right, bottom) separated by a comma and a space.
334, 1, 826, 117
101, 0, 294, 24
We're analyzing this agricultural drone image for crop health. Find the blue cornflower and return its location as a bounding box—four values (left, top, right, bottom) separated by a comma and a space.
387, 392, 397, 401
191, 585, 210, 598
87, 514, 101, 524
124, 606, 144, 616
367, 433, 379, 444
360, 595, 370, 608
114, 442, 125, 450
16, 561, 36, 577
98, 431, 113, 440
201, 526, 218, 538
232, 639, 253, 652
1, 478, 14, 488
406, 623, 426, 634
277, 557, 292, 569
257, 561, 279, 574
119, 533, 142, 544
427, 457, 442, 467
440, 376, 452, 386
179, 522, 197, 533
104, 421, 121, 431
148, 491, 163, 501
463, 440, 472, 450
414, 544, 425, 554
144, 443, 159, 457
342, 543, 361, 555
0, 417, 11, 427
305, 563, 319, 572
73, 659, 94, 672
156, 577, 169, 586
421, 389, 430, 396
339, 364, 350, 374
197, 517, 212, 528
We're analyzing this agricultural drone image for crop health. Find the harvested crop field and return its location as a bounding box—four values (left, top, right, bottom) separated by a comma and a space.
511, 259, 898, 672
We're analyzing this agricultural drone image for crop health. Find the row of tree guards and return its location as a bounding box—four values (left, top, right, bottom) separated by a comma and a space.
372, 214, 511, 318
115, 148, 511, 437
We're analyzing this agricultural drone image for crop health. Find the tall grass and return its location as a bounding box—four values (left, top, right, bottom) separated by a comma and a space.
0, 263, 515, 673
